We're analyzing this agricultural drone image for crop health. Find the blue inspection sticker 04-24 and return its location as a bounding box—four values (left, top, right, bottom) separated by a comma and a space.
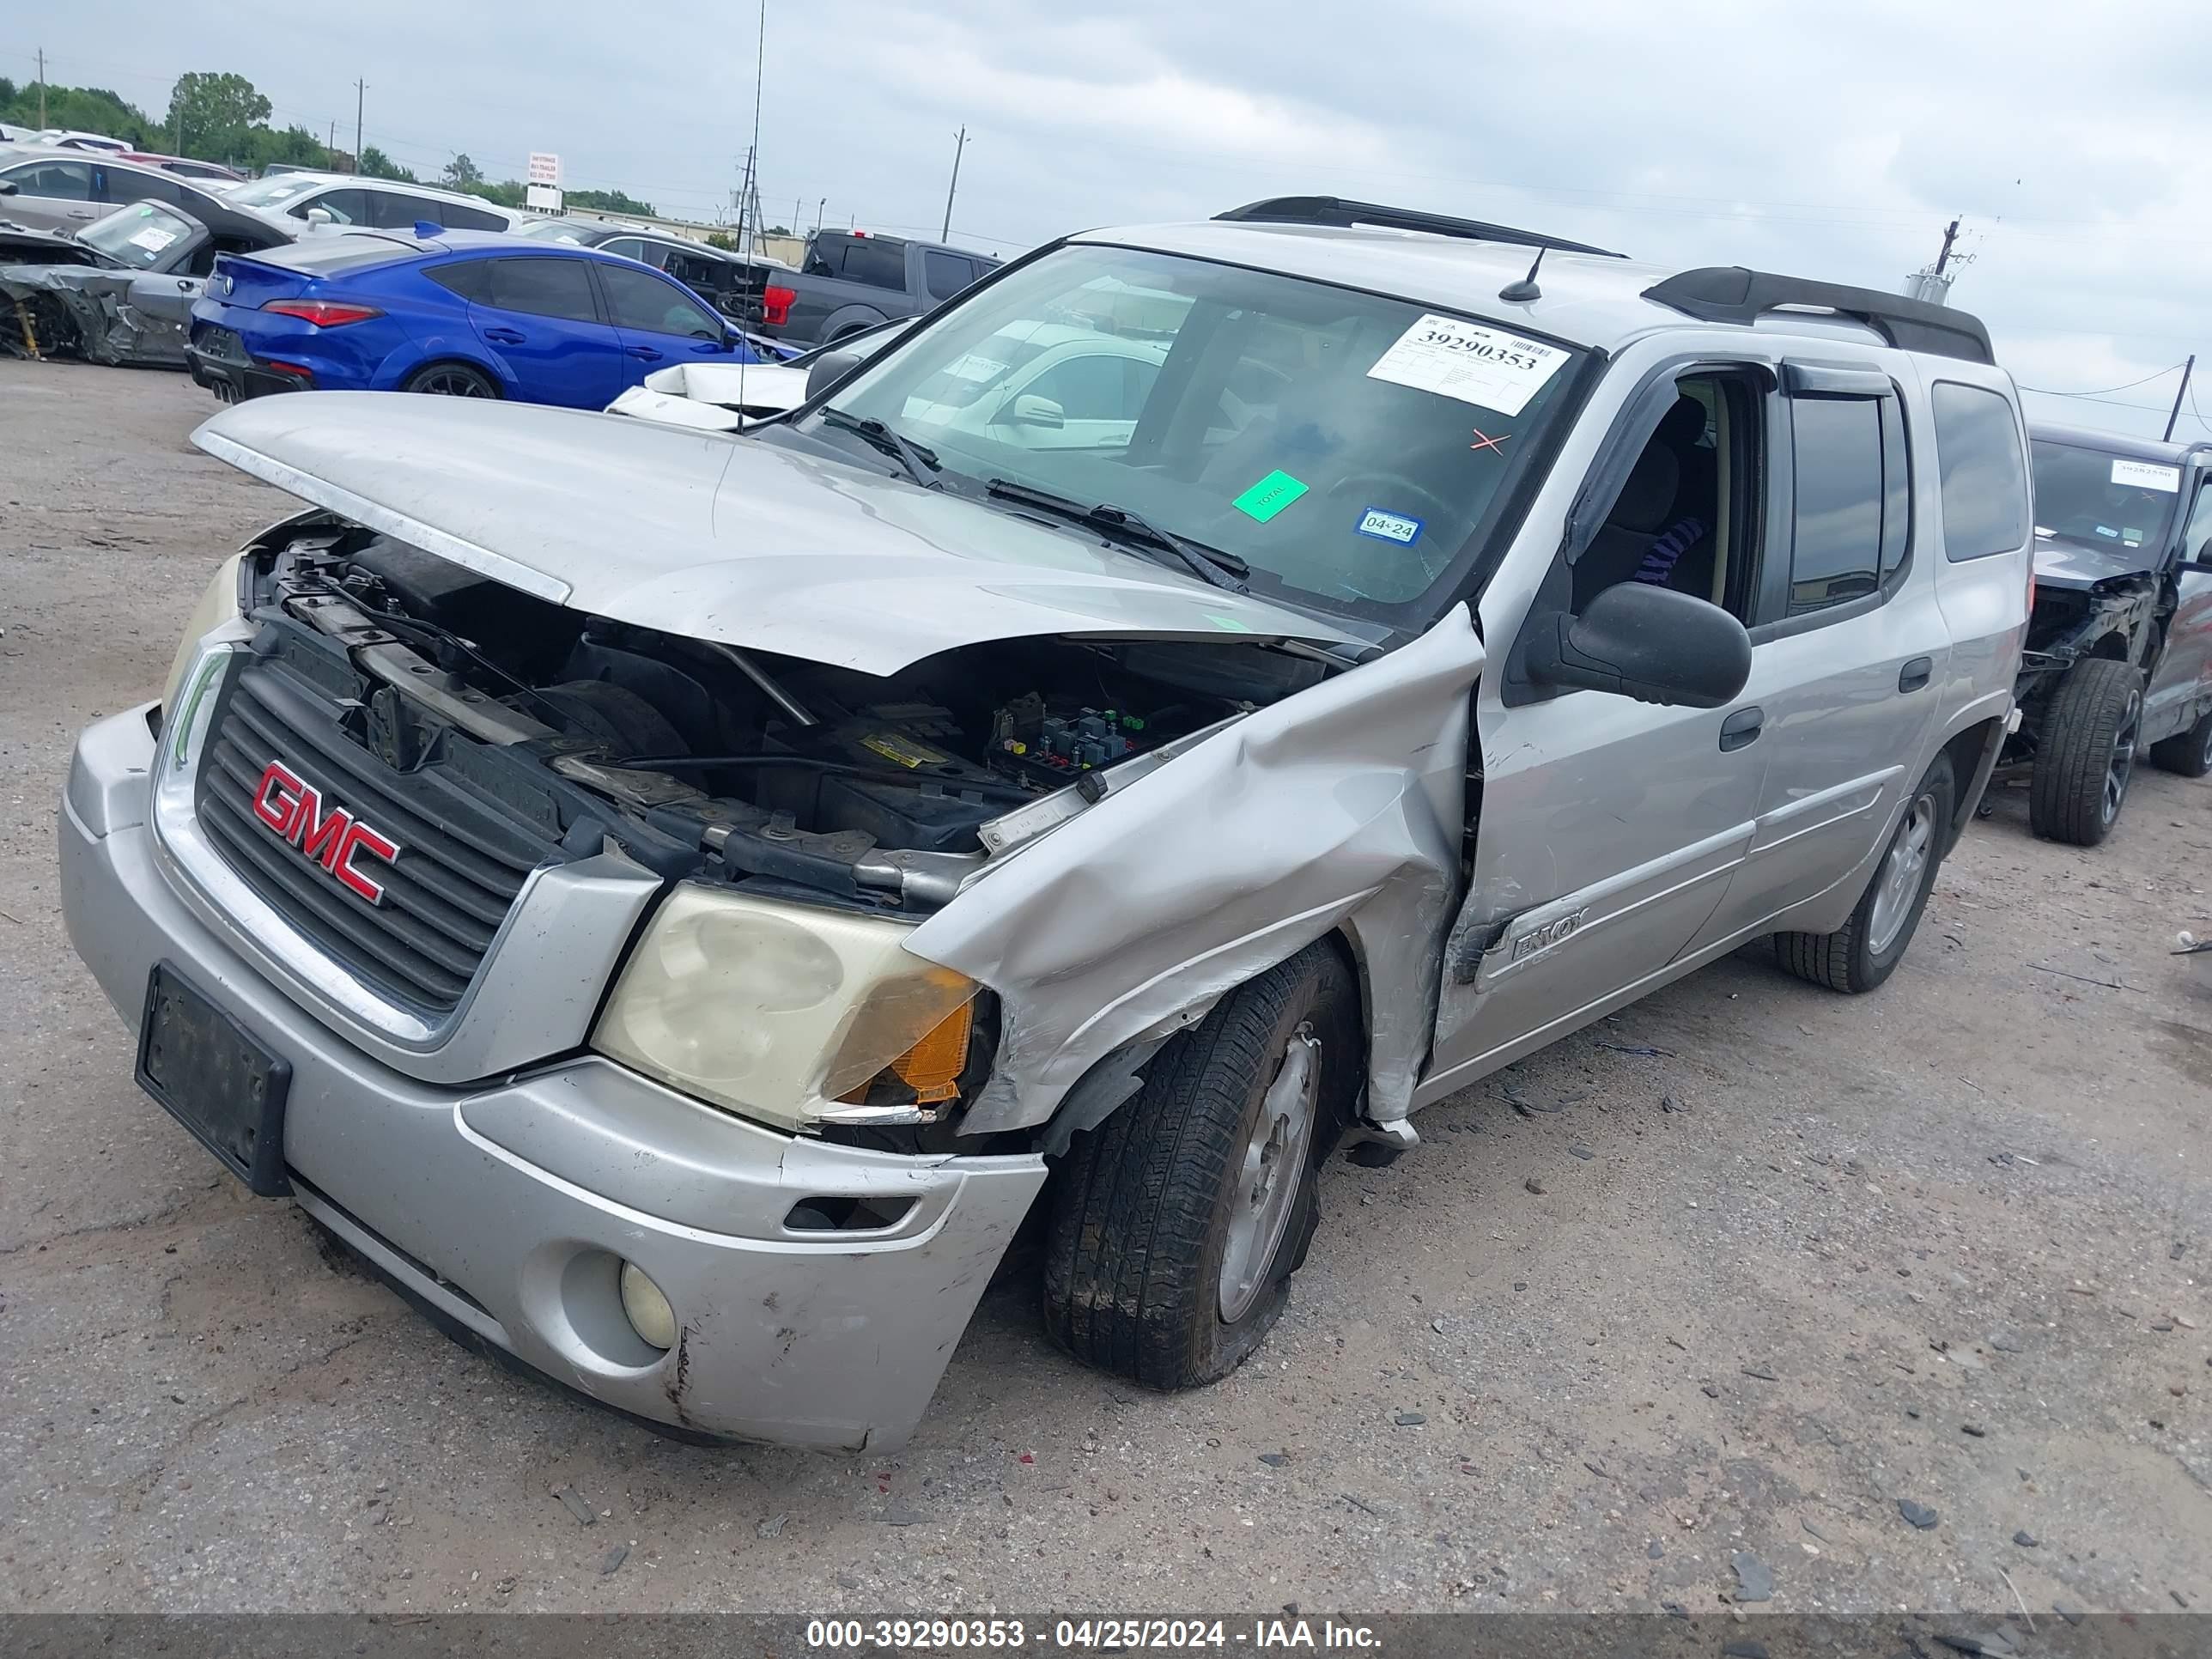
1354, 507, 1424, 546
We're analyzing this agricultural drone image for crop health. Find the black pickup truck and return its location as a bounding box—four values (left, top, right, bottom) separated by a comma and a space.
756, 229, 1000, 346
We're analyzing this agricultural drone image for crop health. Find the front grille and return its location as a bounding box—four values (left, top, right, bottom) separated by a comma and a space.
194, 655, 561, 1012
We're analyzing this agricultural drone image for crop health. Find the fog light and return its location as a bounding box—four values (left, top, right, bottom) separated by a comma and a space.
617, 1261, 677, 1352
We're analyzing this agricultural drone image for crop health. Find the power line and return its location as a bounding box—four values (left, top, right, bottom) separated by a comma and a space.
2016, 364, 2186, 398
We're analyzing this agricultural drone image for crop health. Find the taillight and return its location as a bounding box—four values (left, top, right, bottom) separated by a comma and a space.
260, 299, 383, 327
762, 283, 795, 328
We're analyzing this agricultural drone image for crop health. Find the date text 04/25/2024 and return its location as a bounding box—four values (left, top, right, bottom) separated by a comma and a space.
803, 1618, 1382, 1650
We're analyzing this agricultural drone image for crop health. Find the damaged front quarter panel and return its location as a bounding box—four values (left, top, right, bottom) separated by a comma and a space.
908, 607, 1485, 1137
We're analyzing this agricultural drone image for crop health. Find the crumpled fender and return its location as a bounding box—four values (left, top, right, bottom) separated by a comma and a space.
908, 606, 1483, 1135
0, 265, 183, 368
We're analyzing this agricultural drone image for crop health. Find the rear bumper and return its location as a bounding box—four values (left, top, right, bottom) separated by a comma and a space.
59, 702, 1046, 1450
185, 343, 310, 402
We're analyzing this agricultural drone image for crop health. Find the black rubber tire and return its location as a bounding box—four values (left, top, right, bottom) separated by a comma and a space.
2149, 708, 2212, 778
1041, 942, 1360, 1390
1773, 750, 1955, 994
401, 361, 501, 398
2028, 658, 2144, 845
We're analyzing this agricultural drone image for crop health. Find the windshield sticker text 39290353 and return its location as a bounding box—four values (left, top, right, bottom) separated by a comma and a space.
1365, 314, 1569, 417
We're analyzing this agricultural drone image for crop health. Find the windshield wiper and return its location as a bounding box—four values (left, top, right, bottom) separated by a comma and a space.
817, 406, 942, 488
984, 477, 1249, 592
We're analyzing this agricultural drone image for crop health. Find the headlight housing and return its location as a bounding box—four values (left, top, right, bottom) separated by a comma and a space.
591, 885, 981, 1133
161, 553, 247, 717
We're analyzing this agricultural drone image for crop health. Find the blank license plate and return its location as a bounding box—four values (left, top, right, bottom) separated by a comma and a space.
136, 962, 292, 1196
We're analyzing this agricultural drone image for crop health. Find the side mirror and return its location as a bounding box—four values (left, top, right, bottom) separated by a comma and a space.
804, 349, 861, 403
999, 393, 1065, 429
304, 206, 334, 226
0, 180, 16, 195
1523, 581, 1752, 708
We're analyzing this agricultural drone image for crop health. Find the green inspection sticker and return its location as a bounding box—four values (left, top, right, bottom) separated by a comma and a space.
1232, 469, 1309, 522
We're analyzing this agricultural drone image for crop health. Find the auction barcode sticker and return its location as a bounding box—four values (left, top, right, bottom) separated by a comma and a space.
2111, 459, 2180, 493
1365, 314, 1570, 416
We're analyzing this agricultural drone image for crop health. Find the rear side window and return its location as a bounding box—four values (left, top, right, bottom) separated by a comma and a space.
1784, 396, 1888, 616
1931, 383, 2029, 560
4, 159, 96, 198
923, 250, 975, 299
836, 236, 906, 289
424, 259, 495, 302
437, 199, 509, 232
481, 257, 601, 324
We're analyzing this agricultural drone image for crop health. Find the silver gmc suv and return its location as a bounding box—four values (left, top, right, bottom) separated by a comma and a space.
58, 196, 2033, 1450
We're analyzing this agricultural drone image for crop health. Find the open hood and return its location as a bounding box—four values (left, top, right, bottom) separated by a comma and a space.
192, 393, 1358, 677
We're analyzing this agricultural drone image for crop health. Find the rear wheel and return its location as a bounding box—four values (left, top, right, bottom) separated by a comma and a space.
1774, 751, 1955, 994
2028, 658, 2143, 845
1042, 942, 1358, 1389
2149, 707, 2212, 778
402, 362, 500, 398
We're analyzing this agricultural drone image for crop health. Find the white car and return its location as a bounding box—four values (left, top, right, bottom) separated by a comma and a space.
606, 319, 912, 429
33, 129, 131, 154
222, 172, 520, 234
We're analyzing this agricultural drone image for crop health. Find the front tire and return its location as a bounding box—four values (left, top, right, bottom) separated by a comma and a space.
2028, 658, 2142, 845
1774, 751, 1954, 994
2149, 707, 2212, 779
1042, 942, 1359, 1389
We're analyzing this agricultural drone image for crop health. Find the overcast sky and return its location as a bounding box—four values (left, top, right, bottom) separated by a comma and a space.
14, 0, 2209, 438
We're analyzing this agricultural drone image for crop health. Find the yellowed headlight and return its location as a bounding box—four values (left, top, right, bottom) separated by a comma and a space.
592, 885, 978, 1133
161, 554, 246, 716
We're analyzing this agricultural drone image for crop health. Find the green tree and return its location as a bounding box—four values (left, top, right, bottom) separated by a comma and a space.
567, 186, 655, 216
703, 231, 734, 251
167, 71, 270, 161
358, 146, 416, 182
0, 82, 154, 144
441, 153, 483, 189
0, 78, 16, 107
243, 124, 331, 173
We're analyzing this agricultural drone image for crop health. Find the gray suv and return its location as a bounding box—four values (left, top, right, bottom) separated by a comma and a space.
58, 195, 2031, 1450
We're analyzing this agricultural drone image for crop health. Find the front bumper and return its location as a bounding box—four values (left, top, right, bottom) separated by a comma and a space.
58, 702, 1046, 1450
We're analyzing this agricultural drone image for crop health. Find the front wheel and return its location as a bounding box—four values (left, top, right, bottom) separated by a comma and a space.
2149, 707, 2212, 779
1773, 751, 1955, 994
1042, 942, 1359, 1389
2028, 658, 2142, 845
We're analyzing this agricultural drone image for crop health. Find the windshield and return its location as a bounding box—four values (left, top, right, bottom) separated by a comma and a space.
2030, 439, 2182, 550
514, 217, 592, 242
227, 175, 326, 209
76, 201, 194, 269
781, 243, 1583, 619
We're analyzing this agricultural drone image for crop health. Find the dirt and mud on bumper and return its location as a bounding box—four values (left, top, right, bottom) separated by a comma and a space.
58, 702, 1048, 1450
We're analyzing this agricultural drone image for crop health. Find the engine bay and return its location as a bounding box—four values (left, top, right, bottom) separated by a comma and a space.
253, 525, 1333, 912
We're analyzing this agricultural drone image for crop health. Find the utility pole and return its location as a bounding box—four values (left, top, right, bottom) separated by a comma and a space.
353, 80, 366, 172
815, 197, 825, 234
939, 125, 966, 241
2165, 355, 2196, 443
327, 119, 336, 158
1933, 216, 1960, 277
35, 49, 47, 130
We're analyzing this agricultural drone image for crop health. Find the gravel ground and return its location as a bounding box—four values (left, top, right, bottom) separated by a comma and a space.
3, 359, 2209, 1618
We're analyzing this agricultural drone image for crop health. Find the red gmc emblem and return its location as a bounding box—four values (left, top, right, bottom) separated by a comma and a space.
250, 760, 402, 905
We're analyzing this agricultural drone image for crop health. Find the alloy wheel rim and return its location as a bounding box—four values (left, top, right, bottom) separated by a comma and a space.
1218, 1024, 1322, 1324
417, 370, 489, 397
1866, 790, 1936, 957
2103, 691, 2141, 823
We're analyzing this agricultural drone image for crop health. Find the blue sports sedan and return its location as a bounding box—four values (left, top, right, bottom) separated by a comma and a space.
185, 228, 767, 406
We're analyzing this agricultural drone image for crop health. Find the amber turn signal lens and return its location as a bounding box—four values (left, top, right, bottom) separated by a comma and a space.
887, 1001, 973, 1104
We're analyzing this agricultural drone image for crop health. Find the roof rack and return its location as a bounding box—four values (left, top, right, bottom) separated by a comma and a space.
1213, 196, 1624, 259
1641, 267, 1994, 365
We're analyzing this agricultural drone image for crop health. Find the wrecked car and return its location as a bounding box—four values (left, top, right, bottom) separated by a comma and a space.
1986, 423, 2212, 842
1, 196, 293, 368
59, 195, 2031, 1450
